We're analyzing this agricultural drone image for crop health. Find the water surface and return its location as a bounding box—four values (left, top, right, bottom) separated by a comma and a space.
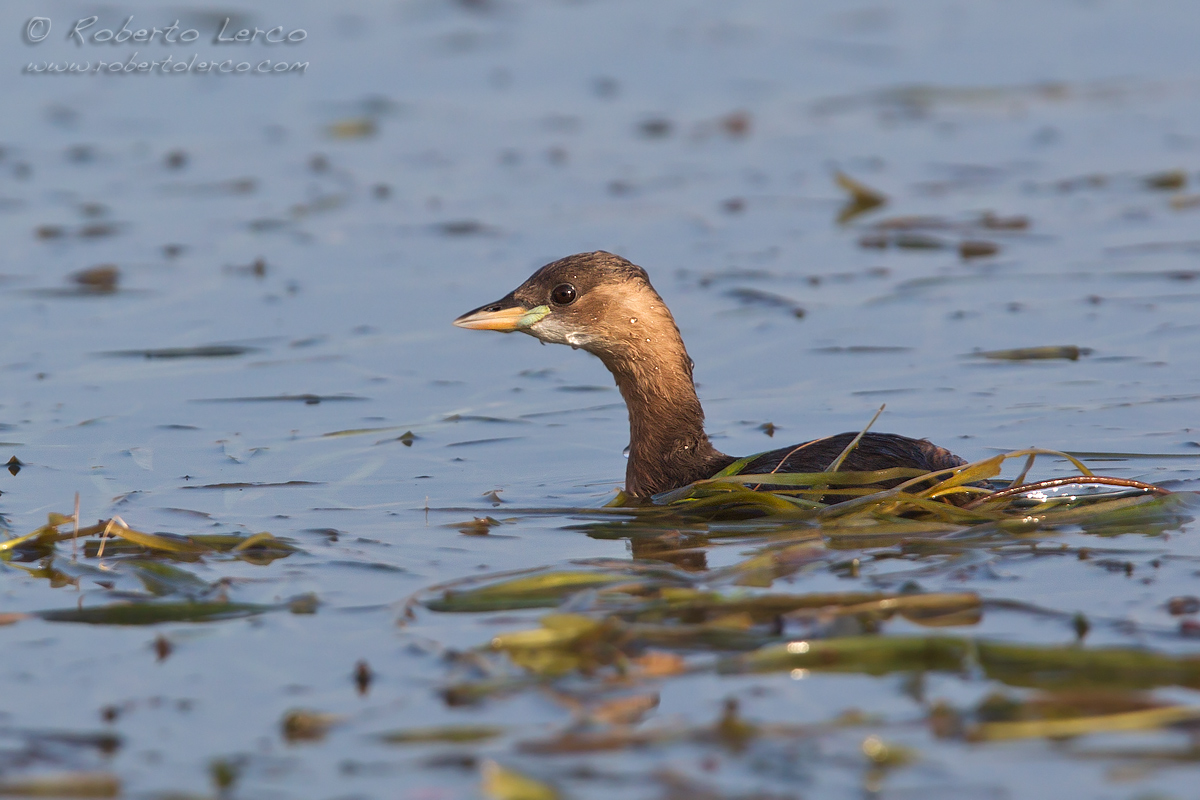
2, 1, 1200, 798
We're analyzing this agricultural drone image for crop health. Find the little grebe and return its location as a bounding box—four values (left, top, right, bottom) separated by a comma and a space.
454, 251, 965, 499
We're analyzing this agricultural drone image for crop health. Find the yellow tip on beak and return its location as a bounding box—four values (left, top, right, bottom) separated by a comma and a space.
453, 304, 550, 332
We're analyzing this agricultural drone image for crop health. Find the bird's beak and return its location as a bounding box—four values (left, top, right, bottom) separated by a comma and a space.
453, 299, 550, 332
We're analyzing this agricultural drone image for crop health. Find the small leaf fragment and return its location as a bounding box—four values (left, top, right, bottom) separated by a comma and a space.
480, 760, 559, 800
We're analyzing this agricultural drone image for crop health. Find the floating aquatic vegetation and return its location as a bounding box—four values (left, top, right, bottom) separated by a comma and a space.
453, 516, 507, 535
191, 393, 367, 404
426, 570, 636, 613
71, 264, 119, 292
637, 118, 673, 139
179, 480, 320, 490
436, 220, 491, 237
98, 345, 259, 359
480, 760, 559, 800
321, 425, 407, 438
969, 690, 1200, 741
970, 345, 1092, 361
378, 725, 505, 745
0, 771, 120, 798
24, 265, 137, 298
959, 240, 1000, 259
811, 79, 1099, 118
34, 225, 125, 243
857, 211, 1020, 257
160, 177, 257, 196
834, 171, 887, 224
648, 448, 1168, 525
326, 117, 377, 140
37, 600, 276, 626
408, 444, 1193, 781
0, 429, 1189, 794
1144, 169, 1187, 191
720, 635, 1200, 688
281, 709, 344, 743
0, 511, 302, 624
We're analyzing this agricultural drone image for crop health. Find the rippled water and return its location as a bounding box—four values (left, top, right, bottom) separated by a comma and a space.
3, 1, 1200, 798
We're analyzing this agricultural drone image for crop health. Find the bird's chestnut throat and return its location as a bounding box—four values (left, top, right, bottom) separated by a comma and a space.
595, 325, 732, 499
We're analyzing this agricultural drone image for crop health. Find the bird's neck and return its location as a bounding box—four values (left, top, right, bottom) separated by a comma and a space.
593, 319, 729, 498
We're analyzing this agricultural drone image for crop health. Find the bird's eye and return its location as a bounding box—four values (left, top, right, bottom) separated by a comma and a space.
550, 283, 577, 305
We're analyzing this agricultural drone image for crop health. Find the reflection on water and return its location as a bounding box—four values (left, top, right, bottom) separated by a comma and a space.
2, 0, 1200, 797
